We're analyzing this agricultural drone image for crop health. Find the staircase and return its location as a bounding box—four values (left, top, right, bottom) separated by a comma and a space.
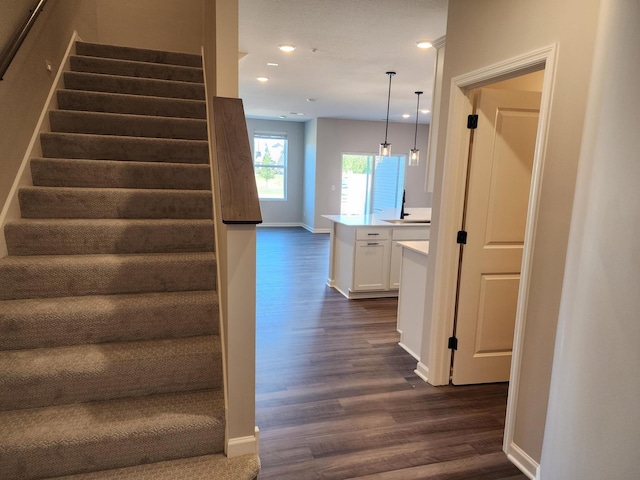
0, 42, 259, 479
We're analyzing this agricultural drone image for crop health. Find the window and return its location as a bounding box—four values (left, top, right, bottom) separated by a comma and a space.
341, 153, 406, 215
253, 132, 287, 200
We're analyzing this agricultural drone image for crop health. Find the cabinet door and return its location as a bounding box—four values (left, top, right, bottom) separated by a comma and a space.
353, 240, 390, 291
389, 241, 404, 289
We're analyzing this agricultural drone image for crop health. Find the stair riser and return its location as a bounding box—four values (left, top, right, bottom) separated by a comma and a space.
64, 71, 205, 100
5, 221, 214, 255
75, 42, 203, 68
0, 256, 216, 300
40, 132, 209, 163
41, 454, 261, 480
57, 90, 206, 119
70, 56, 204, 83
19, 188, 213, 219
49, 111, 208, 141
3, 423, 224, 480
30, 158, 212, 190
0, 337, 223, 411
0, 292, 219, 351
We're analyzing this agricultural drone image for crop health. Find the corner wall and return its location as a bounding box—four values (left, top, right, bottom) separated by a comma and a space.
425, 0, 600, 465
303, 119, 318, 231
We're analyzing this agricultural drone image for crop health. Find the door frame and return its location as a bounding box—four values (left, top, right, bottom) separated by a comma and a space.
425, 44, 558, 477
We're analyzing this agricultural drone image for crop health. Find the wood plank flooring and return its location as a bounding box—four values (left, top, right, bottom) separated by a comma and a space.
256, 227, 528, 480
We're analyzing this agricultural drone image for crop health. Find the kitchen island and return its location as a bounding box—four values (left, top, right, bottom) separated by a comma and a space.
323, 208, 430, 299
396, 241, 429, 362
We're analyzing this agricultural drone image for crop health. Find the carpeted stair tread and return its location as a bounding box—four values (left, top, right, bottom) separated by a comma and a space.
5, 218, 214, 255
0, 335, 222, 410
64, 71, 205, 100
56, 90, 206, 119
40, 132, 209, 163
49, 110, 208, 140
75, 42, 202, 68
19, 186, 213, 219
0, 390, 225, 480
0, 252, 216, 300
0, 291, 219, 351
70, 55, 204, 83
30, 158, 211, 190
49, 453, 260, 480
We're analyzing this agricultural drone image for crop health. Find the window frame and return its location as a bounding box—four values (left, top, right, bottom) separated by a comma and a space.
252, 131, 288, 201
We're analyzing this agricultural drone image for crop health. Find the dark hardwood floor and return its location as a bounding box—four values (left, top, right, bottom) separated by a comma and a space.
255, 227, 528, 480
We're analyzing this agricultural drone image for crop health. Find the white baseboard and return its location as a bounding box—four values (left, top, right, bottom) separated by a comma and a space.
506, 441, 539, 480
227, 426, 260, 458
258, 222, 303, 228
301, 223, 330, 234
415, 361, 429, 383
398, 341, 420, 361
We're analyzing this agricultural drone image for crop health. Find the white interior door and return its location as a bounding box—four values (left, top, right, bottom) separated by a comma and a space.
451, 88, 541, 385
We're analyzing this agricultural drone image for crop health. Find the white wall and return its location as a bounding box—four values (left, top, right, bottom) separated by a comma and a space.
540, 0, 640, 477
94, 0, 204, 54
311, 118, 430, 231
425, 0, 601, 464
246, 118, 304, 225
0, 0, 99, 213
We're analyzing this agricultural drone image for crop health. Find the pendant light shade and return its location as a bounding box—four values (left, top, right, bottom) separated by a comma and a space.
409, 91, 423, 166
379, 71, 396, 157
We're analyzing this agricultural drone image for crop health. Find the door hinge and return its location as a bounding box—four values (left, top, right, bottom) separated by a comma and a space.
457, 230, 467, 245
467, 114, 478, 129
448, 336, 458, 350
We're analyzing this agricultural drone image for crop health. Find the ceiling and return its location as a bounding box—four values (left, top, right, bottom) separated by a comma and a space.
238, 0, 449, 124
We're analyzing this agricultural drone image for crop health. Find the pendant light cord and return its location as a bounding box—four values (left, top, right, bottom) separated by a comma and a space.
384, 72, 395, 144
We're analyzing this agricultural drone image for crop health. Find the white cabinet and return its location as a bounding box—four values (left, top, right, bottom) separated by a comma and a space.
353, 227, 391, 291
354, 240, 390, 291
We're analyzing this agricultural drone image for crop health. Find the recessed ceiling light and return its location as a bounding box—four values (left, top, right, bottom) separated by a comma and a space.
267, 62, 279, 67
421, 109, 431, 114
256, 76, 269, 82
278, 44, 296, 52
402, 114, 411, 119
307, 98, 316, 102
416, 40, 433, 49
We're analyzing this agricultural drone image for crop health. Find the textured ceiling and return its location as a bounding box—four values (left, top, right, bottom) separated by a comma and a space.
239, 0, 448, 123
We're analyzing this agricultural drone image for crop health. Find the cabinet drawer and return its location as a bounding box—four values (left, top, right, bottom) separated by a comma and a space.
392, 226, 430, 241
356, 227, 390, 240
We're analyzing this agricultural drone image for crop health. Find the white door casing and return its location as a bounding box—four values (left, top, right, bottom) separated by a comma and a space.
451, 88, 541, 385
423, 44, 558, 478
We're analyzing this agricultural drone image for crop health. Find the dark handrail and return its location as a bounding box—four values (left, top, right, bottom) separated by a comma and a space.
211, 97, 262, 225
0, 0, 49, 80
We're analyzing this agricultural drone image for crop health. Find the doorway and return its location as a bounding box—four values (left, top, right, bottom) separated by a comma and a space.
425, 45, 558, 477
451, 74, 543, 385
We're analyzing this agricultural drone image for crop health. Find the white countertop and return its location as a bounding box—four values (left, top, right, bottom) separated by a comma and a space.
323, 208, 431, 227
397, 241, 429, 256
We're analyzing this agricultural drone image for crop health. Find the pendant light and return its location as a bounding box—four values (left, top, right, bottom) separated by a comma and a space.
409, 91, 423, 166
379, 71, 396, 157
